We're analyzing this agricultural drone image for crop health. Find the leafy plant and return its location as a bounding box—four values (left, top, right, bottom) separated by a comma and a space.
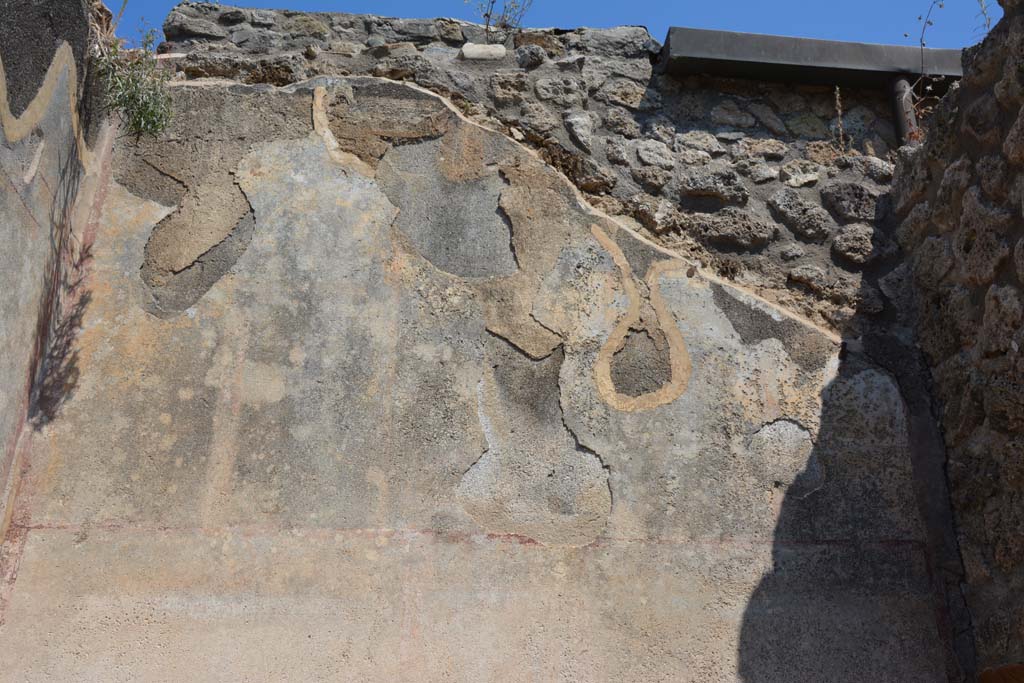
913, 0, 945, 74
466, 0, 534, 42
906, 1, 995, 53
90, 1, 171, 137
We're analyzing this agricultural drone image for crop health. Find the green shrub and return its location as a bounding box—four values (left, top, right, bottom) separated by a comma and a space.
93, 19, 172, 137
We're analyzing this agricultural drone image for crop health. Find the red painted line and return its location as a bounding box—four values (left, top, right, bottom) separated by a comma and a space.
0, 524, 29, 626
0, 435, 33, 627
9, 519, 929, 553
0, 112, 117, 629
3, 172, 43, 235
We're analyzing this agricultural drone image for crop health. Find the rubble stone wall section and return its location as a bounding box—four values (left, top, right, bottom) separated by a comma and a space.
160, 2, 903, 337
891, 0, 1024, 669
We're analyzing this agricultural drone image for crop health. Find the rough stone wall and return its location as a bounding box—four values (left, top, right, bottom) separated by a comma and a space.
891, 0, 1024, 669
159, 2, 901, 336
0, 0, 94, 524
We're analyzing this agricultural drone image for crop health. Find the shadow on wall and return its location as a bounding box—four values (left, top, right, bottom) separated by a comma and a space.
26, 143, 92, 429
0, 0, 95, 434
736, 222, 976, 679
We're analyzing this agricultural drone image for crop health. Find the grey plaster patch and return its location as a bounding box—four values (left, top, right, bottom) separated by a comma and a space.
710, 282, 835, 372
609, 328, 672, 397
611, 224, 662, 277
378, 137, 518, 278
457, 337, 611, 546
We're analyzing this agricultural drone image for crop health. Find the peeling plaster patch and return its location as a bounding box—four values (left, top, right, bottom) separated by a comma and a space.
311, 85, 376, 176
141, 205, 256, 317
138, 172, 254, 282
324, 77, 452, 167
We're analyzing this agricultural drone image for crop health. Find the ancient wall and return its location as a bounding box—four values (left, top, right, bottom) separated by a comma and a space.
0, 1, 1011, 678
891, 0, 1024, 669
0, 0, 95, 527
1, 71, 956, 681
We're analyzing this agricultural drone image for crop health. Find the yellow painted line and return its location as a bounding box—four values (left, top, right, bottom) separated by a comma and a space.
591, 223, 692, 412
0, 41, 93, 171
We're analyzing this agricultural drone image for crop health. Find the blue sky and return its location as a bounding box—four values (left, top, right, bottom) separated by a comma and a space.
116, 0, 1003, 49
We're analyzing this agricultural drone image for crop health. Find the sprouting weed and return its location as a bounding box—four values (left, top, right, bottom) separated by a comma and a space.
90, 1, 171, 137
465, 0, 534, 43
833, 86, 848, 153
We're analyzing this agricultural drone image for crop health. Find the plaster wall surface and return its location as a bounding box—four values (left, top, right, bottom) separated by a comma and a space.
0, 72, 951, 681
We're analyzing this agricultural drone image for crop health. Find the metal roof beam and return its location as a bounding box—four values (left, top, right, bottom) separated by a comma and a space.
660, 27, 963, 88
